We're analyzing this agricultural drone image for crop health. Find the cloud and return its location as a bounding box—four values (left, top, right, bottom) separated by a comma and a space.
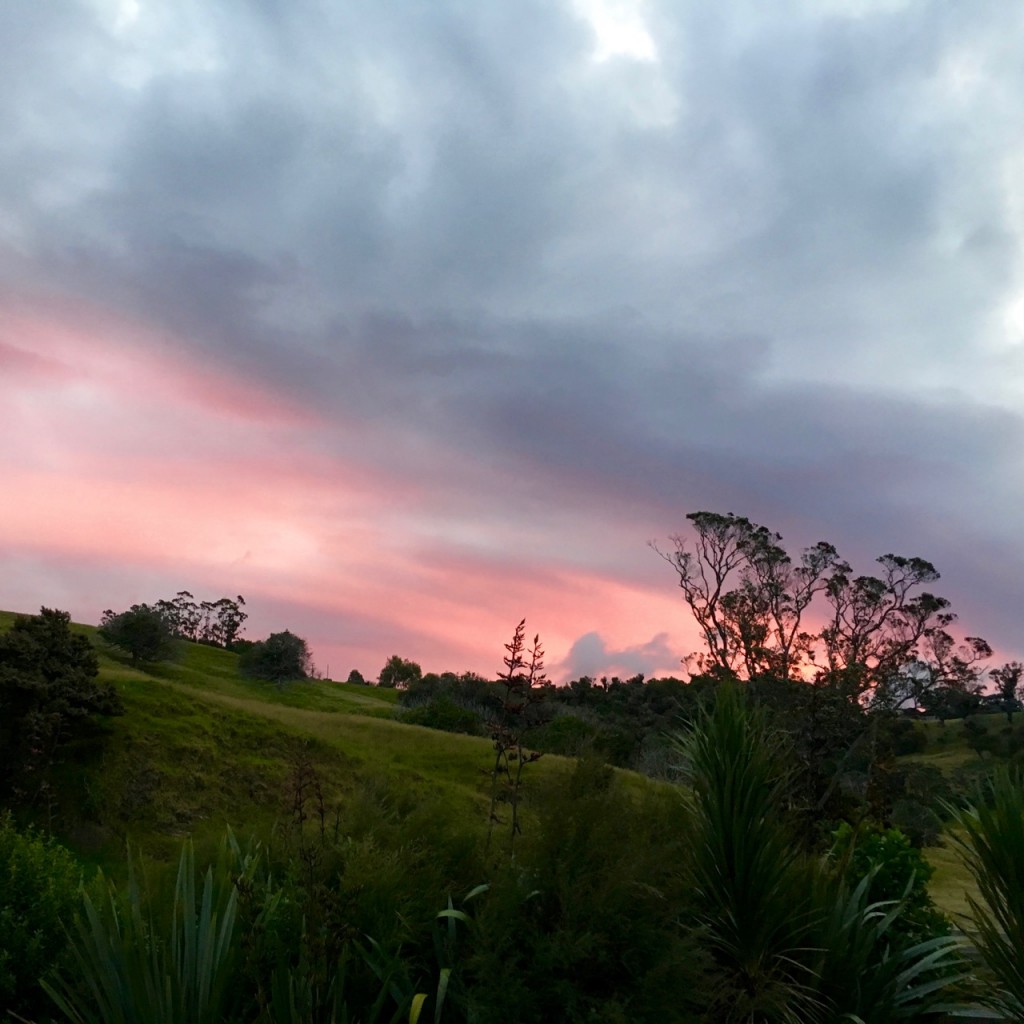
2, 1, 1024, 674
558, 630, 680, 680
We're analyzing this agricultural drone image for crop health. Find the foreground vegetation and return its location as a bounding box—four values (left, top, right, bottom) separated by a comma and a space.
3, 501, 1024, 1022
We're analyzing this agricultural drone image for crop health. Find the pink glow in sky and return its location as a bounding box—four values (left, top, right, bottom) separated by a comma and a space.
1, 302, 695, 679
3, 1, 1024, 681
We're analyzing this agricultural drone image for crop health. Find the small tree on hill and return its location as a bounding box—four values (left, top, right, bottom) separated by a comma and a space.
239, 631, 311, 686
377, 655, 422, 689
99, 604, 176, 665
990, 662, 1023, 724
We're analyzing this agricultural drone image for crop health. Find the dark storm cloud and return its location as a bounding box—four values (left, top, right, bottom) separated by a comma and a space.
3, 0, 1024, 664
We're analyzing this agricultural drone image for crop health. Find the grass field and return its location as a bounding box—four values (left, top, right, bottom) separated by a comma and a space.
1, 610, 589, 872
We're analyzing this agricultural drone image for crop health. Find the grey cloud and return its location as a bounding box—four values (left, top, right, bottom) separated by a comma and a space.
3, 0, 1024, 663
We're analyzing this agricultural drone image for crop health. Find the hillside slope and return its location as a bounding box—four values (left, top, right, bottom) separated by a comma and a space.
0, 611, 596, 869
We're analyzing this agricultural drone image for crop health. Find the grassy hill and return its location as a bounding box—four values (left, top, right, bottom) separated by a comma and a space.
0, 610, 593, 871
0, 609, 1003, 913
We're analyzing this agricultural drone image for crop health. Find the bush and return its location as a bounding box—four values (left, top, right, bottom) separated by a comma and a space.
465, 757, 703, 1023
403, 696, 482, 735
829, 822, 949, 943
0, 608, 123, 804
0, 814, 85, 1022
239, 630, 312, 685
99, 604, 176, 664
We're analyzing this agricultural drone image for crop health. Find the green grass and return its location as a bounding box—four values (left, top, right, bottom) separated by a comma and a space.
897, 713, 1020, 921
1, 610, 579, 873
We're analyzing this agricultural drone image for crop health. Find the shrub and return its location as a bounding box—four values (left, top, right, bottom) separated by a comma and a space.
403, 695, 482, 735
829, 822, 949, 943
0, 814, 84, 1022
99, 604, 176, 664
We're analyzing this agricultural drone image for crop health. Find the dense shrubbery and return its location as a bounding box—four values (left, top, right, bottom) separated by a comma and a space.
0, 814, 88, 1022
0, 608, 122, 806
25, 690, 994, 1024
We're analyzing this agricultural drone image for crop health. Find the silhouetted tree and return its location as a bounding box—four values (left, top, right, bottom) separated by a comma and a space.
655, 511, 987, 709
239, 631, 311, 685
99, 604, 176, 665
991, 661, 1023, 723
377, 655, 421, 689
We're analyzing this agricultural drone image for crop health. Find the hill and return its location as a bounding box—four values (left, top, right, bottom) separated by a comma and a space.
0, 610, 596, 870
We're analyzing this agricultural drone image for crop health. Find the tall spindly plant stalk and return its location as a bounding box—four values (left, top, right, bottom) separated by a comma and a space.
486, 619, 544, 857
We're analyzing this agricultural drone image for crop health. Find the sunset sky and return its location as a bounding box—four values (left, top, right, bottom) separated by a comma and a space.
3, 0, 1024, 681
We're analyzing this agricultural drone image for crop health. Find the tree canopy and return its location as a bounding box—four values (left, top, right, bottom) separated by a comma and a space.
0, 608, 123, 803
377, 655, 422, 689
655, 510, 989, 709
99, 604, 176, 665
239, 630, 311, 685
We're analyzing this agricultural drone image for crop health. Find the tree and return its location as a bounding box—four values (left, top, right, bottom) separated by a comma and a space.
377, 655, 422, 689
154, 592, 247, 648
99, 604, 176, 665
239, 630, 311, 685
0, 608, 123, 803
653, 512, 841, 682
656, 511, 986, 709
156, 591, 202, 642
991, 662, 1023, 724
346, 669, 367, 685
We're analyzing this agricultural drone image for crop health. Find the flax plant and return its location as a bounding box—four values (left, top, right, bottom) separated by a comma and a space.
947, 769, 1024, 1021
675, 686, 822, 1023
677, 686, 966, 1024
43, 836, 255, 1024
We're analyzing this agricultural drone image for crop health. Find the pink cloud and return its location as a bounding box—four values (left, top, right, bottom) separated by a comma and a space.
0, 298, 701, 680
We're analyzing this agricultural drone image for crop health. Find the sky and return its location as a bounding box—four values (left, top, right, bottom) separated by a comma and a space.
3, 0, 1024, 682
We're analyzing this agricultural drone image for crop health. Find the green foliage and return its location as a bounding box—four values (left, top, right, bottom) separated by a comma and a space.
676, 686, 966, 1023
676, 685, 821, 1022
830, 823, 950, 943
948, 769, 1024, 1021
42, 827, 433, 1024
377, 656, 422, 689
240, 630, 312, 685
0, 814, 86, 1022
0, 608, 123, 804
465, 758, 703, 1023
812, 874, 967, 1024
403, 695, 482, 735
346, 669, 366, 685
99, 603, 177, 664
45, 835, 253, 1024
